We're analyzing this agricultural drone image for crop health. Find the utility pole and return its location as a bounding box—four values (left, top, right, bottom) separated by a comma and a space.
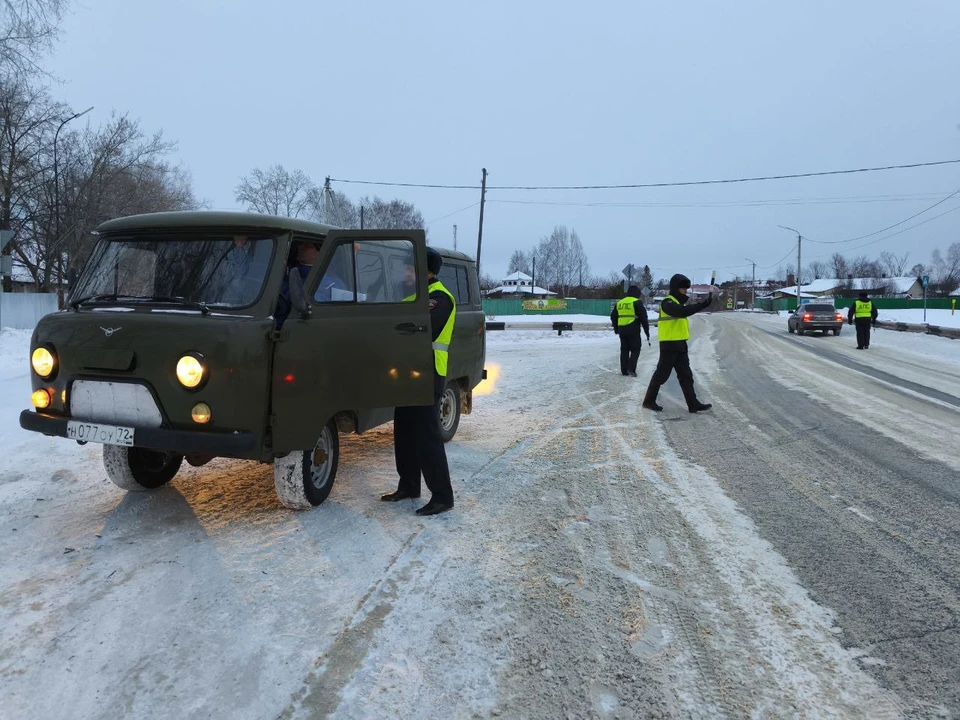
532, 255, 536, 297
360, 206, 364, 230
453, 224, 457, 251
745, 257, 756, 308
476, 168, 487, 274
779, 226, 802, 310
323, 176, 332, 223
53, 106, 94, 307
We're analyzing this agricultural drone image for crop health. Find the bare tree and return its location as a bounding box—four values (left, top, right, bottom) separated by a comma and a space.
807, 259, 829, 280
533, 225, 588, 296
830, 252, 848, 280
931, 243, 960, 295
355, 195, 425, 231
235, 165, 316, 218
478, 272, 498, 293
910, 262, 927, 278
879, 250, 910, 277
507, 249, 531, 275
306, 187, 357, 228
1, 0, 68, 76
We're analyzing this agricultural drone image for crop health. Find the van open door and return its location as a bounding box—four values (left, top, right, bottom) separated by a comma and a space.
270, 230, 434, 453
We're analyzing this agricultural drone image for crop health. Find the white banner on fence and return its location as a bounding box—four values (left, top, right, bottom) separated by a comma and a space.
0, 293, 59, 330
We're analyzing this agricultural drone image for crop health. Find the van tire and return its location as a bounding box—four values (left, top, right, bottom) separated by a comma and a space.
439, 381, 461, 443
103, 445, 183, 491
274, 419, 340, 509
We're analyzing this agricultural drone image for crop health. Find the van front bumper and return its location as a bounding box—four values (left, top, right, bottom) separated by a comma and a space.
20, 410, 257, 456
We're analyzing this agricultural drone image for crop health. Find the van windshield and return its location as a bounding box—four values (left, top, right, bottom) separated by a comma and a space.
71, 233, 276, 309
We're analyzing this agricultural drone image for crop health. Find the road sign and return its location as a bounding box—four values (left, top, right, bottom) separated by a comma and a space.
921, 275, 929, 288
621, 264, 635, 279
726, 300, 733, 309
0, 230, 13, 251
640, 286, 651, 297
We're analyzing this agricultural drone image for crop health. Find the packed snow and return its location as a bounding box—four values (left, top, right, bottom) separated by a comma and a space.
2, 319, 955, 717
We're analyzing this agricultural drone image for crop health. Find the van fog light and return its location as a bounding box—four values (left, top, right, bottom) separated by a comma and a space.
177, 354, 206, 389
191, 403, 212, 424
32, 389, 52, 409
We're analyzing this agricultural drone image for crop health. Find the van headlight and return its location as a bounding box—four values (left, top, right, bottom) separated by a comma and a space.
31, 347, 57, 379
176, 353, 207, 389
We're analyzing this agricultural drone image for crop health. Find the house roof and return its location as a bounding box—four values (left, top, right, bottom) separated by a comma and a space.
502, 271, 533, 281
485, 284, 555, 296
797, 277, 919, 294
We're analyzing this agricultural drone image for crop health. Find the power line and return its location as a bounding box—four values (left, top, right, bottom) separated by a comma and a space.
425, 202, 479, 225
804, 188, 960, 245
488, 191, 955, 209
329, 158, 960, 192
808, 204, 960, 259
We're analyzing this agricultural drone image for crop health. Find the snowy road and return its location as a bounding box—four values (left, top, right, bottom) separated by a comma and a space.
1, 317, 958, 718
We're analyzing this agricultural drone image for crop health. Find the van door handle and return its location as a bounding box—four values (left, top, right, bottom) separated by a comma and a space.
395, 322, 427, 334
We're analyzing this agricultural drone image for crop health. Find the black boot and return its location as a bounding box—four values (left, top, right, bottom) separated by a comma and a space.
381, 489, 420, 502
689, 402, 713, 413
642, 381, 663, 412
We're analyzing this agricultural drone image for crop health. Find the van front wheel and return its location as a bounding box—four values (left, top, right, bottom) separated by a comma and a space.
103, 445, 183, 491
273, 420, 340, 510
439, 381, 461, 443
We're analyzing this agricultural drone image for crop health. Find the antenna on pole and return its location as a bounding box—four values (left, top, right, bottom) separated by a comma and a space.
453, 224, 457, 251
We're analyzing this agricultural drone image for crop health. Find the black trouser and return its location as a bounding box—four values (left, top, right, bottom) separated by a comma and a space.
619, 329, 641, 375
393, 374, 453, 505
644, 346, 699, 409
855, 318, 872, 348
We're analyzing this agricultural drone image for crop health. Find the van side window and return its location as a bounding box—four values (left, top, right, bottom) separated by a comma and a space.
437, 265, 461, 304
315, 242, 356, 302
456, 266, 470, 306
356, 240, 417, 303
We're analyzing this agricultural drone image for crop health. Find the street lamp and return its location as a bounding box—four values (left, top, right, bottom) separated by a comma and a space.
54, 106, 93, 306
778, 225, 802, 310
745, 257, 757, 308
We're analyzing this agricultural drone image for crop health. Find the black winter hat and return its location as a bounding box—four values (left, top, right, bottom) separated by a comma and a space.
426, 247, 443, 274
858, 291, 869, 300
669, 274, 692, 294
627, 285, 642, 297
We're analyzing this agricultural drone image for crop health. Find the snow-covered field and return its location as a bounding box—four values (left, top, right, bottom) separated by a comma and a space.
1, 320, 957, 717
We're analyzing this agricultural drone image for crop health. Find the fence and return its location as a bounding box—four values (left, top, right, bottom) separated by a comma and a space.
483, 298, 615, 316
755, 297, 957, 313
0, 293, 59, 330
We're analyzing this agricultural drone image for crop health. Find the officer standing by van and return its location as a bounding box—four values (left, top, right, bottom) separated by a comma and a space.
382, 247, 456, 516
642, 274, 713, 413
847, 290, 878, 349
611, 285, 650, 377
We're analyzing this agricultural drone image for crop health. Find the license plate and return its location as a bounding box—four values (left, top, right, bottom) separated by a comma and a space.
66, 421, 135, 446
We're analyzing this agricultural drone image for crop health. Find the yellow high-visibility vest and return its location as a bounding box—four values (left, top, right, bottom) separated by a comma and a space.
429, 280, 456, 377
854, 300, 873, 318
658, 294, 690, 342
616, 296, 639, 326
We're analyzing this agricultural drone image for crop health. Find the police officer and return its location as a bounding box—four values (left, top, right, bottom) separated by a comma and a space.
642, 274, 713, 413
611, 284, 650, 377
847, 291, 878, 349
381, 247, 456, 516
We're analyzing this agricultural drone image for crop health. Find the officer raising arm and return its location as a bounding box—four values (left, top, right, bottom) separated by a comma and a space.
642, 274, 713, 413
610, 284, 650, 377
381, 247, 456, 516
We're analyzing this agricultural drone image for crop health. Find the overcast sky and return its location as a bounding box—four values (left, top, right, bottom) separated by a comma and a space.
46, 0, 960, 283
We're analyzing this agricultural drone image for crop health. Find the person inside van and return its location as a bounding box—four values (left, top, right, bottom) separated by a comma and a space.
276, 240, 351, 324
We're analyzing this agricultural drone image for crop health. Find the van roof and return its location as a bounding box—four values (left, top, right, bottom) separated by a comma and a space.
432, 247, 476, 263
96, 211, 339, 237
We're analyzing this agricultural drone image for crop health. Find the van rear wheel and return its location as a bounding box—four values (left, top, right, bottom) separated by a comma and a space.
103, 445, 183, 491
439, 381, 461, 443
273, 419, 340, 510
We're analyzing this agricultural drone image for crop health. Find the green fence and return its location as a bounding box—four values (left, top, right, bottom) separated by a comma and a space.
482, 298, 615, 316
755, 297, 957, 312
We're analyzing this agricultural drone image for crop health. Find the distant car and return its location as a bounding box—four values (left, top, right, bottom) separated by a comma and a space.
787, 303, 844, 336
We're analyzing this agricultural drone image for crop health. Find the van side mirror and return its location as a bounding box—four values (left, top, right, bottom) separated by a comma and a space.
288, 269, 311, 318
